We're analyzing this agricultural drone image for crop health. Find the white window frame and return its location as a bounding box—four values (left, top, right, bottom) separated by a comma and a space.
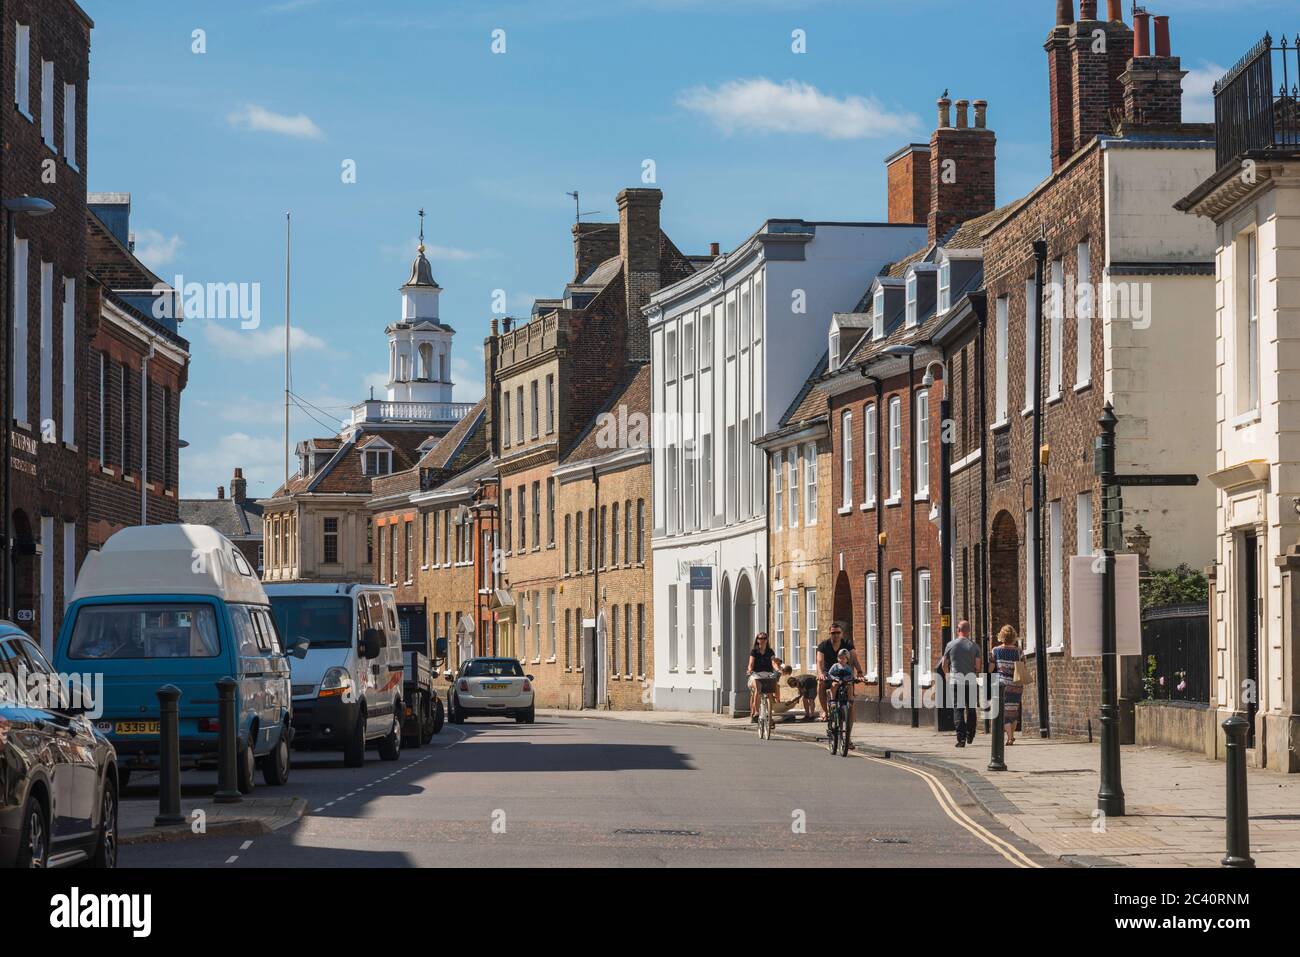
905, 272, 918, 328
790, 586, 801, 672
39, 261, 53, 431
887, 397, 902, 503
40, 59, 54, 148
1025, 507, 1037, 653
775, 590, 786, 660
1024, 279, 1038, 414
864, 573, 879, 679
667, 585, 678, 673
14, 23, 31, 118
937, 259, 951, 314
917, 569, 932, 681
890, 571, 904, 681
864, 403, 878, 508
1048, 259, 1063, 399
787, 448, 800, 528
13, 239, 28, 425
1075, 242, 1092, 388
914, 389, 929, 500
873, 289, 885, 340
1049, 500, 1064, 651
1076, 491, 1094, 558
995, 296, 1009, 425
805, 588, 818, 673
62, 277, 74, 444
63, 82, 77, 168
803, 440, 817, 525
772, 450, 783, 531
829, 329, 840, 369
840, 410, 853, 510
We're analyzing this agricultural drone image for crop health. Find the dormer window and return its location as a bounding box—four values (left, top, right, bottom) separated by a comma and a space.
364, 449, 393, 476
905, 273, 918, 328
937, 259, 951, 314
873, 289, 885, 340
829, 329, 841, 369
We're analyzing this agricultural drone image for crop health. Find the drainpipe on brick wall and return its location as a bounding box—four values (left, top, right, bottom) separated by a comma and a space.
140, 344, 156, 525
976, 297, 991, 730
907, 351, 918, 729
862, 370, 885, 706
1031, 238, 1051, 738
591, 465, 602, 710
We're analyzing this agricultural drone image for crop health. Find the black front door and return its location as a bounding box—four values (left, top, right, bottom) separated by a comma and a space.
1244, 533, 1260, 748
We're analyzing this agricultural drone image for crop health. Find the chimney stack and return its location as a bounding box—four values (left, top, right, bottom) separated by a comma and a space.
572, 222, 619, 283
1056, 0, 1074, 25
973, 100, 988, 129
928, 98, 996, 246
217, 485, 225, 500
1079, 0, 1097, 19
1120, 13, 1186, 128
885, 144, 931, 225
709, 242, 721, 257
1047, 1, 1134, 170
1106, 0, 1123, 20
617, 187, 663, 363
936, 94, 952, 129
230, 468, 247, 504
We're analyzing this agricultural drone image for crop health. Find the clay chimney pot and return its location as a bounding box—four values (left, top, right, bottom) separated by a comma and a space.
955, 99, 970, 129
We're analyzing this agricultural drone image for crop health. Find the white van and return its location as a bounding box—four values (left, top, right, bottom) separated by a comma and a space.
264, 583, 405, 767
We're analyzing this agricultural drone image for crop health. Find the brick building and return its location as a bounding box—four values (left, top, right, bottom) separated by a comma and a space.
84, 194, 189, 553
484, 188, 693, 710
1, 0, 92, 653
179, 468, 264, 575
756, 355, 833, 683
817, 93, 1006, 725
971, 1, 1216, 738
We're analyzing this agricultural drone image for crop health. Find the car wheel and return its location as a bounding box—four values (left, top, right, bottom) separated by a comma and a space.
89, 780, 118, 868
117, 769, 131, 791
523, 705, 536, 725
16, 795, 50, 868
450, 695, 464, 725
236, 738, 257, 795
343, 710, 366, 768
404, 694, 425, 749
430, 696, 445, 736
262, 732, 291, 786
378, 706, 402, 761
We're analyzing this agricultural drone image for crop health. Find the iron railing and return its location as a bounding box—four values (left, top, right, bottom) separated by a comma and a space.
1140, 603, 1210, 704
1214, 33, 1300, 171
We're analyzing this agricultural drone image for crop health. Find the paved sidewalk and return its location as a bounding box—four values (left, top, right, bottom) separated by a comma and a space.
542, 708, 1300, 868
121, 795, 307, 846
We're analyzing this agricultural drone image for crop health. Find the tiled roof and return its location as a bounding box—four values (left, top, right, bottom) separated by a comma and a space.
417, 400, 487, 472
177, 498, 264, 541
275, 428, 438, 497
561, 364, 651, 465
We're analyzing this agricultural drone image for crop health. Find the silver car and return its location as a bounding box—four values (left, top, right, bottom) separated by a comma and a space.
448, 658, 535, 724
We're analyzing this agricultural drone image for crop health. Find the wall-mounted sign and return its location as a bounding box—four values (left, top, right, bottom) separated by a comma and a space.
16, 610, 34, 622
689, 566, 713, 591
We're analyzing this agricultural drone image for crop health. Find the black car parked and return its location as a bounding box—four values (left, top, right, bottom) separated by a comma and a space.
0, 625, 118, 868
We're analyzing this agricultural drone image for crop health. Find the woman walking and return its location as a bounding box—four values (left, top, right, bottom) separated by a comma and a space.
990, 625, 1024, 746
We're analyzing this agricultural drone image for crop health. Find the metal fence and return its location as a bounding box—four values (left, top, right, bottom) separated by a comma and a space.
1141, 603, 1210, 704
1215, 33, 1300, 171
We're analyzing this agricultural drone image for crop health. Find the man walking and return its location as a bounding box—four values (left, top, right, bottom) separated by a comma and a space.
941, 620, 982, 748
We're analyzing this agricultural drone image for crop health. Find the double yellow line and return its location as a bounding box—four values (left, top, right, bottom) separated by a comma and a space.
862, 755, 1041, 868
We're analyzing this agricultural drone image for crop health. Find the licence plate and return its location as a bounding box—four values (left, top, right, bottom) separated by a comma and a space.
114, 721, 160, 735
482, 683, 509, 690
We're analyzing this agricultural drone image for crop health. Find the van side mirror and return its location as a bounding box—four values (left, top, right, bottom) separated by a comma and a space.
290, 637, 310, 659
434, 637, 448, 660
362, 628, 383, 660
442, 670, 453, 681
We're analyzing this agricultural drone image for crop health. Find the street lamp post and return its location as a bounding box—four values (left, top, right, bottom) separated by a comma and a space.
1096, 404, 1126, 816
2, 196, 56, 623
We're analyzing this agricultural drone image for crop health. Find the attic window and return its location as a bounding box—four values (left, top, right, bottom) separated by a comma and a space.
829, 330, 840, 369
937, 260, 951, 314
873, 290, 885, 340
905, 274, 918, 328
364, 449, 392, 476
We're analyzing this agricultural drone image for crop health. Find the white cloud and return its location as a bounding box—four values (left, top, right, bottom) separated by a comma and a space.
202, 321, 329, 359
677, 78, 918, 140
180, 431, 284, 500
1183, 61, 1227, 124
132, 229, 184, 269
227, 103, 324, 140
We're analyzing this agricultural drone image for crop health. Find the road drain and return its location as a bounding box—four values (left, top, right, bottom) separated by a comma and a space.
614, 828, 702, 837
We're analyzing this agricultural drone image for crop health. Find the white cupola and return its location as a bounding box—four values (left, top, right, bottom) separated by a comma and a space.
386, 209, 456, 405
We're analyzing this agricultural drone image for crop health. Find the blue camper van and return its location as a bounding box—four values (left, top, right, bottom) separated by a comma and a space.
53, 525, 304, 793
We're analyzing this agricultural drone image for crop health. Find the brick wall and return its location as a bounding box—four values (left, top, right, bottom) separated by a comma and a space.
886, 146, 930, 226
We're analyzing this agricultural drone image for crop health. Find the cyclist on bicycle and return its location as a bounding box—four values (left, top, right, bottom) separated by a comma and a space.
747, 632, 783, 723
827, 648, 860, 750
816, 621, 862, 719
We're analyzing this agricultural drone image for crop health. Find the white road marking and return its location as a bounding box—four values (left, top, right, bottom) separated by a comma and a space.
240, 840, 253, 851
225, 855, 238, 865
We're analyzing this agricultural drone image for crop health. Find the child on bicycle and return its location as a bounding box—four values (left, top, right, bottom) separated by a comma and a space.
827, 648, 859, 750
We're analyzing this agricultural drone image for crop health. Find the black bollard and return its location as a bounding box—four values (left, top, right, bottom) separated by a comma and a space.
1221, 715, 1255, 868
987, 679, 1007, 772
214, 677, 242, 805
154, 685, 185, 826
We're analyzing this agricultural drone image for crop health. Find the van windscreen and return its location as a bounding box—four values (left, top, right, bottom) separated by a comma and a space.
67, 604, 221, 660
270, 596, 352, 650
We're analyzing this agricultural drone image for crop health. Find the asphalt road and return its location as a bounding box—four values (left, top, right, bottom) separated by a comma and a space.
122, 715, 1049, 868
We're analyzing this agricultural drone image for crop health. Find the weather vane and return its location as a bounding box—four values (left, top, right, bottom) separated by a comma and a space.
418, 208, 426, 252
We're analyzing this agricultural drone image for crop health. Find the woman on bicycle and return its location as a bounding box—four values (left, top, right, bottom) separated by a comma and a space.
747, 632, 783, 723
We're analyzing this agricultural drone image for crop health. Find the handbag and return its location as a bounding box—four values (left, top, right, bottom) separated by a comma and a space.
1012, 654, 1030, 685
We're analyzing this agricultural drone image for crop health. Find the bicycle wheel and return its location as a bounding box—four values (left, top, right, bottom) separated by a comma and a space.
760, 698, 772, 740
827, 711, 840, 755
839, 725, 850, 756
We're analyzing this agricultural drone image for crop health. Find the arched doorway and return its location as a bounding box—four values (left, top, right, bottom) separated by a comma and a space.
832, 571, 854, 667
732, 572, 754, 714
719, 574, 732, 713
989, 511, 1020, 640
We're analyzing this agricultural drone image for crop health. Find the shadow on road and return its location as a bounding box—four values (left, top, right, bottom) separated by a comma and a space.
442, 741, 694, 773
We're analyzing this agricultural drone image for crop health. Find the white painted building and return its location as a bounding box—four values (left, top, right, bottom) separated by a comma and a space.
1177, 41, 1300, 771
647, 219, 925, 713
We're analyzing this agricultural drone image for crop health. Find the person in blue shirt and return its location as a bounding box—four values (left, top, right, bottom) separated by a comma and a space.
826, 648, 861, 749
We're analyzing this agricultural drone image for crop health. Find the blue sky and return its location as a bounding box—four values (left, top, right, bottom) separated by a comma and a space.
78, 0, 1285, 499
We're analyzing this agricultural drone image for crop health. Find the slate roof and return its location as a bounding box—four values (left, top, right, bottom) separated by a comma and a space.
274, 428, 439, 497
561, 364, 651, 466
177, 497, 264, 542
417, 400, 487, 473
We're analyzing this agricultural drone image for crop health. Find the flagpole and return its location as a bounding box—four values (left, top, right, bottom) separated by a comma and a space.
285, 211, 291, 487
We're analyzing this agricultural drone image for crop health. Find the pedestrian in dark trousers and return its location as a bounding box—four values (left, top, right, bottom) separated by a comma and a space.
941, 620, 982, 748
